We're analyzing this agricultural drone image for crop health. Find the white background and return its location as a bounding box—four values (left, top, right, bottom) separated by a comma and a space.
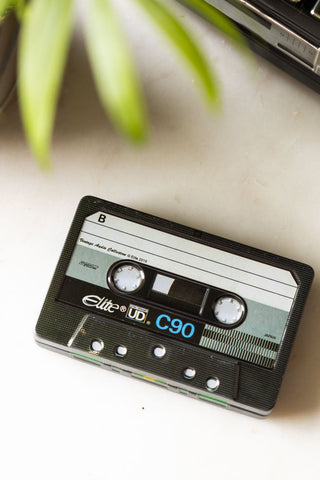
1, 1, 320, 479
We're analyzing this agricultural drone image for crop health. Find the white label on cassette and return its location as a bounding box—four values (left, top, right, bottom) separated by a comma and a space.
68, 211, 297, 312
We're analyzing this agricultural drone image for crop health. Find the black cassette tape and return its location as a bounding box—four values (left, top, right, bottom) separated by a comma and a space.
35, 196, 313, 417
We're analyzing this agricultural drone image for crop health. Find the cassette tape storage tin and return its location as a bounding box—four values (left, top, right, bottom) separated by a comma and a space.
35, 197, 313, 417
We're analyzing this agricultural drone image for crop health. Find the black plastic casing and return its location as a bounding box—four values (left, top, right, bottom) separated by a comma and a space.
35, 196, 314, 417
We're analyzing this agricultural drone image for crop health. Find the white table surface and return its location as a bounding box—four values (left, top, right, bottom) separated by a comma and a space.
1, 2, 320, 479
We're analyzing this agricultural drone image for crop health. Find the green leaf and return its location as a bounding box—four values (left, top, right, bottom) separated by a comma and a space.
134, 0, 219, 106
84, 0, 147, 141
14, 0, 27, 21
177, 0, 248, 51
0, 0, 25, 21
0, 0, 14, 19
18, 0, 74, 166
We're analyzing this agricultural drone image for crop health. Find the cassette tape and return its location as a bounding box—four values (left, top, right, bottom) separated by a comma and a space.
35, 196, 313, 417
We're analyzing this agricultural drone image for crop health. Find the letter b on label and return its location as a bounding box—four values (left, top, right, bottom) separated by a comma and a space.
98, 214, 106, 223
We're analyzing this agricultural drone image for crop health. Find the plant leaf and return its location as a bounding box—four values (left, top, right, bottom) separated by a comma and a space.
177, 0, 248, 51
0, 0, 14, 19
84, 0, 147, 141
18, 0, 74, 166
14, 0, 27, 21
0, 1, 26, 22
134, 0, 219, 106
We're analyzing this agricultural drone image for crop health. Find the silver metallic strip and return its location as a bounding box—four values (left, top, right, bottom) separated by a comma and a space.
199, 287, 210, 315
311, 0, 320, 19
67, 314, 89, 347
205, 0, 320, 75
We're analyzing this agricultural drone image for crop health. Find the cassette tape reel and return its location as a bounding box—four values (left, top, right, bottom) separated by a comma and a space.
35, 196, 313, 417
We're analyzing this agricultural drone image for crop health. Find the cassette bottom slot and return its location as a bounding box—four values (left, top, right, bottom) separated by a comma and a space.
68, 314, 240, 403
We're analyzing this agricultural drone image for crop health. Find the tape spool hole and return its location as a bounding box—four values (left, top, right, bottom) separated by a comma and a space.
108, 262, 145, 293
115, 345, 128, 357
90, 339, 104, 353
206, 377, 220, 392
183, 367, 196, 380
213, 296, 245, 326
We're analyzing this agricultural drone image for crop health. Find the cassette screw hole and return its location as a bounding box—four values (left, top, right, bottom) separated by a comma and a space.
183, 367, 196, 380
153, 345, 166, 359
206, 377, 220, 392
90, 339, 104, 353
115, 345, 128, 357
